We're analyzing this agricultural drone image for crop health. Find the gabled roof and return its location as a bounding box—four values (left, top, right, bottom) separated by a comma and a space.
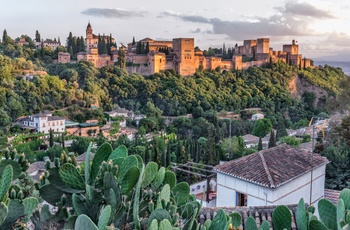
199, 205, 301, 230
76, 152, 95, 163
214, 144, 329, 188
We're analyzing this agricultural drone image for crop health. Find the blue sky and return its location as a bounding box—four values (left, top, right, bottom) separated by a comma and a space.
1, 0, 350, 61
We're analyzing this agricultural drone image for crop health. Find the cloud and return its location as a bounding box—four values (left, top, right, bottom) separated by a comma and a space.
192, 28, 201, 33
281, 2, 335, 19
158, 2, 336, 41
158, 11, 210, 23
81, 8, 145, 18
326, 32, 350, 47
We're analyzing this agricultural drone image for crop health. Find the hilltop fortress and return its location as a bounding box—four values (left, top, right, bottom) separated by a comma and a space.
59, 23, 312, 76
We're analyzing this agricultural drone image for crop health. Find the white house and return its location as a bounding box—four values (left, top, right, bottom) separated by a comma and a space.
190, 179, 217, 207
19, 112, 65, 134
251, 113, 264, 120
105, 108, 134, 119
214, 144, 329, 208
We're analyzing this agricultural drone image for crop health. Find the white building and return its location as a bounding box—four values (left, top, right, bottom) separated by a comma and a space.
19, 112, 65, 134
251, 113, 264, 120
214, 144, 329, 208
190, 179, 217, 207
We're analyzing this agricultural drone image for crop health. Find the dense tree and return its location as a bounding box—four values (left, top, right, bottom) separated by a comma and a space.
35, 30, 41, 42
258, 137, 263, 151
252, 118, 272, 138
49, 128, 54, 147
145, 41, 150, 53
71, 137, 91, 155
321, 144, 350, 190
276, 116, 288, 140
117, 47, 126, 69
2, 29, 8, 44
268, 130, 276, 148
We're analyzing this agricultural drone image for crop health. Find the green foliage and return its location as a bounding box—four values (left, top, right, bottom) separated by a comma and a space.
209, 209, 229, 230
321, 144, 350, 190
59, 163, 85, 190
75, 214, 99, 230
0, 202, 8, 225
272, 205, 292, 230
97, 205, 111, 230
296, 198, 307, 230
0, 165, 12, 202
252, 118, 272, 138
90, 142, 113, 183
230, 212, 242, 228
318, 198, 337, 230
142, 162, 158, 188
245, 216, 258, 230
280, 136, 302, 147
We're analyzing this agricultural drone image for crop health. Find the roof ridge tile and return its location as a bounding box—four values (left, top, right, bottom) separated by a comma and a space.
259, 151, 275, 188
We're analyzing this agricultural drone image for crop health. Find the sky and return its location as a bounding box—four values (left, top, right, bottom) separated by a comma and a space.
1, 0, 350, 61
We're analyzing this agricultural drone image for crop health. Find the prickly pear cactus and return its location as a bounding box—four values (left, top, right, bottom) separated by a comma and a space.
75, 214, 99, 230
0, 165, 13, 202
245, 216, 258, 230
272, 205, 292, 230
318, 198, 337, 230
59, 163, 85, 190
230, 212, 242, 228
0, 202, 8, 225
296, 198, 307, 230
208, 209, 229, 230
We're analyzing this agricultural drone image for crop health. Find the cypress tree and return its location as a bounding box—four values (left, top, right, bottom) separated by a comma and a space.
49, 129, 54, 147
145, 145, 150, 163
276, 117, 288, 140
98, 34, 101, 54
35, 30, 41, 42
268, 130, 276, 148
258, 137, 263, 151
2, 29, 7, 44
166, 142, 171, 167
145, 41, 150, 53
136, 41, 142, 54
61, 134, 65, 148
132, 36, 136, 45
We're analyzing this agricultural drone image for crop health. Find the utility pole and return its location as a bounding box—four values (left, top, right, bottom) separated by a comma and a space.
229, 119, 232, 161
310, 125, 315, 206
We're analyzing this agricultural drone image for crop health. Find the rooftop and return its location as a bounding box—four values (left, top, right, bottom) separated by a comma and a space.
198, 204, 301, 230
214, 144, 329, 188
324, 189, 341, 205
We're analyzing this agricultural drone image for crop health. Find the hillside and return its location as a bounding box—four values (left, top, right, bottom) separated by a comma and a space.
0, 49, 347, 133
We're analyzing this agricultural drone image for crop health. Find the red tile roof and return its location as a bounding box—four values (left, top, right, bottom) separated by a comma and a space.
324, 189, 341, 205
214, 144, 329, 188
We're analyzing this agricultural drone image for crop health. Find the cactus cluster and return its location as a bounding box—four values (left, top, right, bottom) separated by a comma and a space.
0, 164, 39, 230
35, 142, 201, 229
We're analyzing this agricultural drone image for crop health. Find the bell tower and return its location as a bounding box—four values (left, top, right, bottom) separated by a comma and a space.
86, 22, 93, 39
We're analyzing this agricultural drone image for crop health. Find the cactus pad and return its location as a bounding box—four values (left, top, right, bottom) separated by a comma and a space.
272, 205, 292, 230
75, 214, 99, 230
59, 163, 85, 190
142, 162, 158, 188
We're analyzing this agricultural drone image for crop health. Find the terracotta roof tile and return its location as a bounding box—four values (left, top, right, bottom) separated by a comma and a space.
214, 144, 329, 188
324, 189, 341, 205
199, 205, 302, 230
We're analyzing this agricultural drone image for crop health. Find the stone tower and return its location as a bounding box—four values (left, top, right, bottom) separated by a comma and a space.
86, 22, 93, 39
85, 22, 93, 53
172, 38, 196, 76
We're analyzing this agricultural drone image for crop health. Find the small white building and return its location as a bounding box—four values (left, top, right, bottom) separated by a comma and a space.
105, 108, 134, 119
251, 113, 264, 120
214, 144, 328, 208
19, 112, 65, 134
190, 179, 217, 207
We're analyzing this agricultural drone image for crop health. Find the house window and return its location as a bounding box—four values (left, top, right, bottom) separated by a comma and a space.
236, 192, 248, 206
